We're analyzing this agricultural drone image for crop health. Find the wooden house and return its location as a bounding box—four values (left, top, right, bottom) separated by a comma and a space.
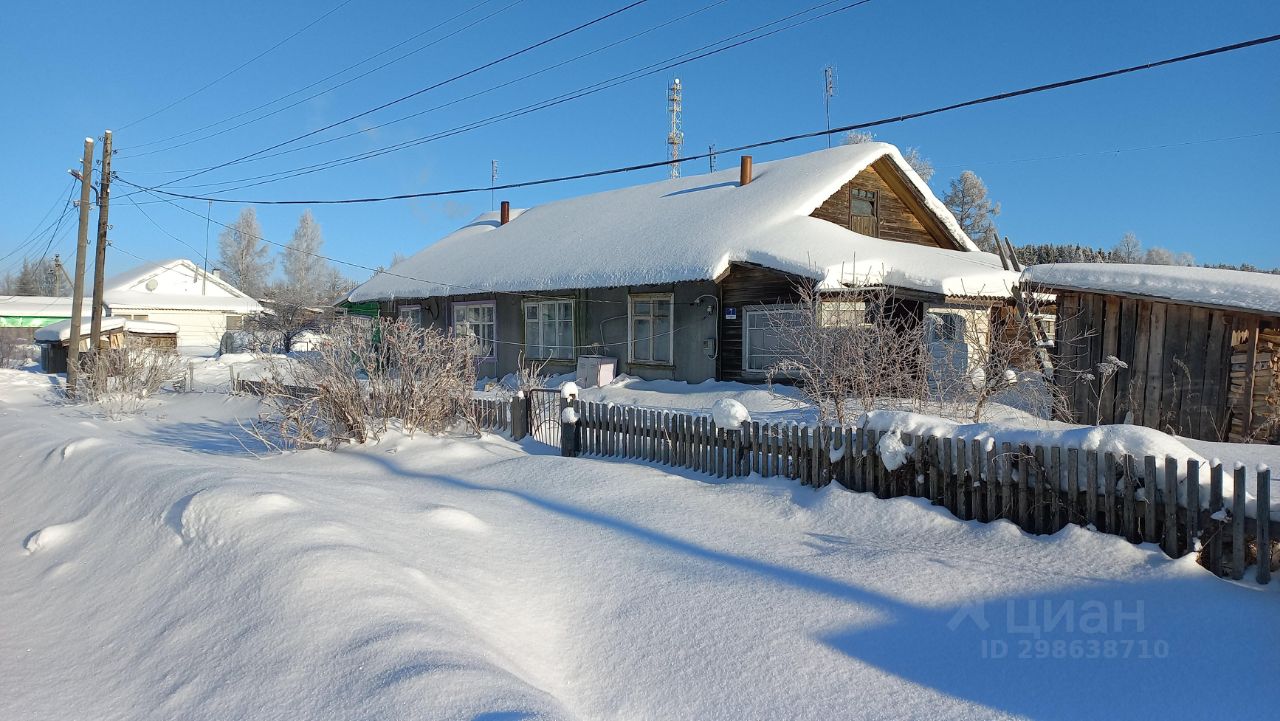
346, 143, 1021, 385
1024, 263, 1280, 443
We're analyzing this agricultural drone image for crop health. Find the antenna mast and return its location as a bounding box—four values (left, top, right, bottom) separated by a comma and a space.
667, 78, 683, 178
823, 65, 837, 148
708, 143, 717, 173
490, 160, 499, 210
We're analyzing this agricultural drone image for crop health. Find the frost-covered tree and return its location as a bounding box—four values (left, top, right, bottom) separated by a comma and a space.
1112, 232, 1142, 263
1143, 246, 1174, 266
217, 207, 273, 298
943, 171, 1000, 252
1173, 251, 1196, 267
843, 132, 934, 181
282, 210, 329, 302
1, 258, 58, 295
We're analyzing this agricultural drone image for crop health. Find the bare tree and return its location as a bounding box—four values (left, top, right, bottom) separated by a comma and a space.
843, 132, 934, 180
217, 207, 273, 297
943, 171, 1001, 252
1112, 232, 1142, 263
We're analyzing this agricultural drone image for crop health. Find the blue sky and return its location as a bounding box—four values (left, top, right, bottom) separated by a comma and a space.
2, 0, 1278, 285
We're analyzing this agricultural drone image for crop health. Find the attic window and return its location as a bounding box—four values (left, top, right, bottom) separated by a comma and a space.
849, 188, 878, 237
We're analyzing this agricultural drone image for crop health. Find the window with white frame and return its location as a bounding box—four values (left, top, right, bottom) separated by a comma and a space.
452, 302, 496, 358
743, 305, 805, 372
629, 294, 673, 364
398, 304, 423, 327
523, 299, 574, 359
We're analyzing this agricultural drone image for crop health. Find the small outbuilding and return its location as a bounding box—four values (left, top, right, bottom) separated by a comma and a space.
1023, 263, 1280, 443
34, 317, 179, 373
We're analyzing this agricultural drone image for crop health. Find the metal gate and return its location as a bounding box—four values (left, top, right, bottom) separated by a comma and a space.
527, 388, 563, 447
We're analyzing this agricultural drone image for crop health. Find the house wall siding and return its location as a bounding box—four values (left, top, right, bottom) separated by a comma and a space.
717, 264, 809, 383
809, 164, 945, 249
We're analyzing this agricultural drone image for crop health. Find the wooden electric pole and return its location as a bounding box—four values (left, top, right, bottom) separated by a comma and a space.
67, 137, 95, 399
88, 130, 112, 362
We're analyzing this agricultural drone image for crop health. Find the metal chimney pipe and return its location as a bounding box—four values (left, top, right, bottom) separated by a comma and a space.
500, 200, 511, 225
739, 155, 753, 186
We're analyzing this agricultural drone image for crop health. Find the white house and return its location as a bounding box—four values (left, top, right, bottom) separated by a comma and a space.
100, 259, 262, 352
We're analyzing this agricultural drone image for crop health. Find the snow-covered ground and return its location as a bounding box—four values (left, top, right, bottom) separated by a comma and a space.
2, 366, 1279, 720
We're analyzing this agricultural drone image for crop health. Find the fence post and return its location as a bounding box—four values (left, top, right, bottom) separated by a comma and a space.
511, 393, 528, 440
187, 361, 195, 392
1258, 466, 1271, 585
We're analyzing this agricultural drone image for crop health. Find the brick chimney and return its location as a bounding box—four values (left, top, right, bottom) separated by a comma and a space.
500, 201, 511, 225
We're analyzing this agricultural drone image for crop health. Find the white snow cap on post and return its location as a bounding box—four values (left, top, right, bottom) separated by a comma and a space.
560, 381, 580, 399
561, 407, 580, 424
710, 398, 751, 428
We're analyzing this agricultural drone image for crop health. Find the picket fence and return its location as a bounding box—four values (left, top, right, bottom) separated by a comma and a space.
473, 394, 1278, 586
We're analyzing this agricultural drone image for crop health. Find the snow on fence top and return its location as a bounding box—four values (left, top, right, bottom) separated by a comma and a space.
348, 143, 1020, 303
1023, 263, 1280, 316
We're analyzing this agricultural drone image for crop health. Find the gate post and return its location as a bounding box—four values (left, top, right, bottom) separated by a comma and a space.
559, 394, 579, 457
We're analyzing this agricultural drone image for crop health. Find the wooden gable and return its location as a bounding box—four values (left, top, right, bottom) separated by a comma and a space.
810, 157, 964, 250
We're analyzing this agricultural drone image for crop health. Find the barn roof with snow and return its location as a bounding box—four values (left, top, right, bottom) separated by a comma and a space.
348, 143, 1020, 303
100, 258, 262, 313
1023, 263, 1280, 316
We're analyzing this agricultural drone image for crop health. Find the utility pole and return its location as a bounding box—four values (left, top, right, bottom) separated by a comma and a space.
88, 130, 112, 363
667, 78, 683, 179
708, 144, 717, 173
67, 137, 95, 399
50, 254, 65, 295
823, 65, 837, 148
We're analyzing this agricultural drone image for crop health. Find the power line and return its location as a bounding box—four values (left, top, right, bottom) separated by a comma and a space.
138, 0, 869, 195
117, 0, 356, 132
116, 0, 515, 158
123, 31, 1280, 206
135, 0, 731, 181
121, 192, 211, 266
148, 1, 650, 189
932, 128, 1280, 169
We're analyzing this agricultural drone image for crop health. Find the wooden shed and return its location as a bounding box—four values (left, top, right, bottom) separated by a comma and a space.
1024, 263, 1280, 443
35, 317, 179, 373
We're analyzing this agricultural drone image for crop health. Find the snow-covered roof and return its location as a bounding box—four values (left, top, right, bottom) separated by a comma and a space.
101, 258, 263, 313
349, 143, 1019, 303
0, 296, 80, 318
1023, 263, 1280, 316
34, 317, 179, 342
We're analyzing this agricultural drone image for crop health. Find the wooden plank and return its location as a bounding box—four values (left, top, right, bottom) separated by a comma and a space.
941, 435, 955, 513
1086, 449, 1099, 529
1232, 465, 1247, 580
1240, 319, 1260, 439
1049, 446, 1062, 532
1185, 459, 1200, 558
1142, 302, 1168, 429
854, 428, 867, 492
1104, 453, 1118, 534
1065, 447, 1080, 527
1124, 456, 1141, 542
999, 442, 1014, 521
1208, 463, 1225, 576
1114, 297, 1139, 422
1179, 307, 1210, 438
1164, 457, 1179, 556
1200, 311, 1229, 440
1017, 445, 1032, 530
1032, 445, 1046, 533
1160, 303, 1191, 435
791, 424, 802, 482
956, 438, 970, 521
1258, 467, 1272, 585
750, 421, 761, 476
984, 442, 998, 522
1143, 456, 1159, 543
1098, 296, 1121, 423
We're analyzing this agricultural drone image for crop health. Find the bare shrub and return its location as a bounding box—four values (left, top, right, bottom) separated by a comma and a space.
250, 318, 479, 449
76, 341, 184, 417
766, 283, 932, 424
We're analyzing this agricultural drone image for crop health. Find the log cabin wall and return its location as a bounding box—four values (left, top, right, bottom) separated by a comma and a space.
809, 163, 946, 249
717, 263, 808, 383
1052, 289, 1243, 441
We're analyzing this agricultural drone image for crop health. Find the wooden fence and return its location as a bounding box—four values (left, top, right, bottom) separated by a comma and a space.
474, 394, 1278, 586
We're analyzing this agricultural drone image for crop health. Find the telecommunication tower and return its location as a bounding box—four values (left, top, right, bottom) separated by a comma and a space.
667, 78, 683, 178
823, 65, 837, 148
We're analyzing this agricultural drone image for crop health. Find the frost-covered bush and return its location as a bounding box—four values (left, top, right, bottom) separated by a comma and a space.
77, 341, 183, 417
251, 318, 479, 449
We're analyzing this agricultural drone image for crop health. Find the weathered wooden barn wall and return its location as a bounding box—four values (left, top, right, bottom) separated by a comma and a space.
717, 263, 805, 383
1053, 290, 1241, 440
809, 161, 949, 249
